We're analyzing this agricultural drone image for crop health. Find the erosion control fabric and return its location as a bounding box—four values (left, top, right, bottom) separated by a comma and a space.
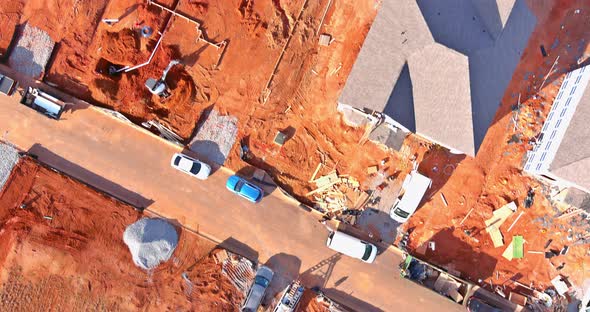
123, 218, 179, 270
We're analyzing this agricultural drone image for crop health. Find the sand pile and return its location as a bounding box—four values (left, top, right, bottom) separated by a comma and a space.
0, 143, 19, 192
123, 218, 178, 270
8, 23, 55, 79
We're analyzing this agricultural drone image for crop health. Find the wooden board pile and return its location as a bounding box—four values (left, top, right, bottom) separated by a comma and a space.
306, 163, 362, 214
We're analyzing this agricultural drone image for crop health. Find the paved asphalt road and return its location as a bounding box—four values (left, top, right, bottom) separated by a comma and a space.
0, 77, 464, 311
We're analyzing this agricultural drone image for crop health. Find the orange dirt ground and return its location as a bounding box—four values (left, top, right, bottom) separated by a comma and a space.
404, 0, 590, 295
296, 289, 330, 312
0, 157, 242, 311
1, 0, 394, 205
3, 0, 588, 301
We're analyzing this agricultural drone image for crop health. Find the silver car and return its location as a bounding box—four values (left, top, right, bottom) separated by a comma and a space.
170, 153, 211, 180
241, 266, 274, 312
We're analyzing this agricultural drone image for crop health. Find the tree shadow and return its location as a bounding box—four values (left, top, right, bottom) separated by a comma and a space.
299, 253, 342, 289
321, 288, 385, 312
218, 236, 259, 264
9, 46, 45, 79
413, 226, 498, 282
26, 143, 153, 211
263, 253, 301, 305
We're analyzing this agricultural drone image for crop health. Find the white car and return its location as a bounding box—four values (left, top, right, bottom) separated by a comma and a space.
170, 153, 211, 180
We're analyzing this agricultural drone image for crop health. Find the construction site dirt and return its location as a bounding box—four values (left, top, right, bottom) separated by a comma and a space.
0, 157, 242, 311
402, 0, 590, 300
2, 0, 590, 308
1, 0, 394, 207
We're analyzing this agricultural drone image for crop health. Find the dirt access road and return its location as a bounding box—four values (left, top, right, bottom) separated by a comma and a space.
0, 90, 462, 311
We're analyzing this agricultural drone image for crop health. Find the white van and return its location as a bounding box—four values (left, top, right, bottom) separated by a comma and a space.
326, 231, 377, 263
389, 171, 431, 223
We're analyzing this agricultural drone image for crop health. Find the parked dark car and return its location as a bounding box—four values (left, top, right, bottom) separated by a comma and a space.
0, 73, 16, 96
467, 297, 502, 312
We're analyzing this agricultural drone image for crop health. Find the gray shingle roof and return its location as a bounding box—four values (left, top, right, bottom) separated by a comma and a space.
550, 86, 590, 191
408, 43, 475, 155
338, 0, 433, 112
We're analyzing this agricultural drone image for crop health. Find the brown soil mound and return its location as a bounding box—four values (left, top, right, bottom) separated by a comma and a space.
99, 29, 144, 66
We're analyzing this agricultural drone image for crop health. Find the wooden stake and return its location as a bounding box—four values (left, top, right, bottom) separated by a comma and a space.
316, 0, 333, 35
507, 211, 524, 232
440, 193, 448, 207
460, 208, 474, 225
309, 163, 322, 182
558, 208, 582, 219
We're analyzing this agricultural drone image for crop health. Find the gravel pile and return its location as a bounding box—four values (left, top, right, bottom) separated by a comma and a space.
0, 143, 20, 193
8, 23, 55, 79
189, 109, 238, 165
123, 218, 178, 270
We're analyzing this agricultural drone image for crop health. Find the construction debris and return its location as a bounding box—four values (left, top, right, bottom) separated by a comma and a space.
440, 193, 448, 207
513, 236, 524, 259
307, 170, 362, 214
309, 163, 323, 182
524, 188, 535, 208
507, 211, 524, 232
221, 252, 255, 294
459, 208, 474, 225
367, 166, 378, 175
508, 292, 528, 306
502, 241, 514, 260
274, 131, 288, 146
319, 34, 332, 46
485, 202, 518, 248
550, 275, 570, 295
489, 226, 504, 248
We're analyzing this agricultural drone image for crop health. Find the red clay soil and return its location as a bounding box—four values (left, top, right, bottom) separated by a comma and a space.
404, 0, 590, 295
0, 158, 242, 311
2, 0, 394, 203
0, 0, 25, 56
296, 289, 330, 312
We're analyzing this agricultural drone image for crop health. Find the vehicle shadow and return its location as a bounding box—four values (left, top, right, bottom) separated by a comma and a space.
299, 253, 342, 289
234, 165, 277, 199
26, 143, 154, 211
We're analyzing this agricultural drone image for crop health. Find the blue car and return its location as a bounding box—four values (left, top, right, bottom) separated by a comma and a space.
226, 175, 264, 203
